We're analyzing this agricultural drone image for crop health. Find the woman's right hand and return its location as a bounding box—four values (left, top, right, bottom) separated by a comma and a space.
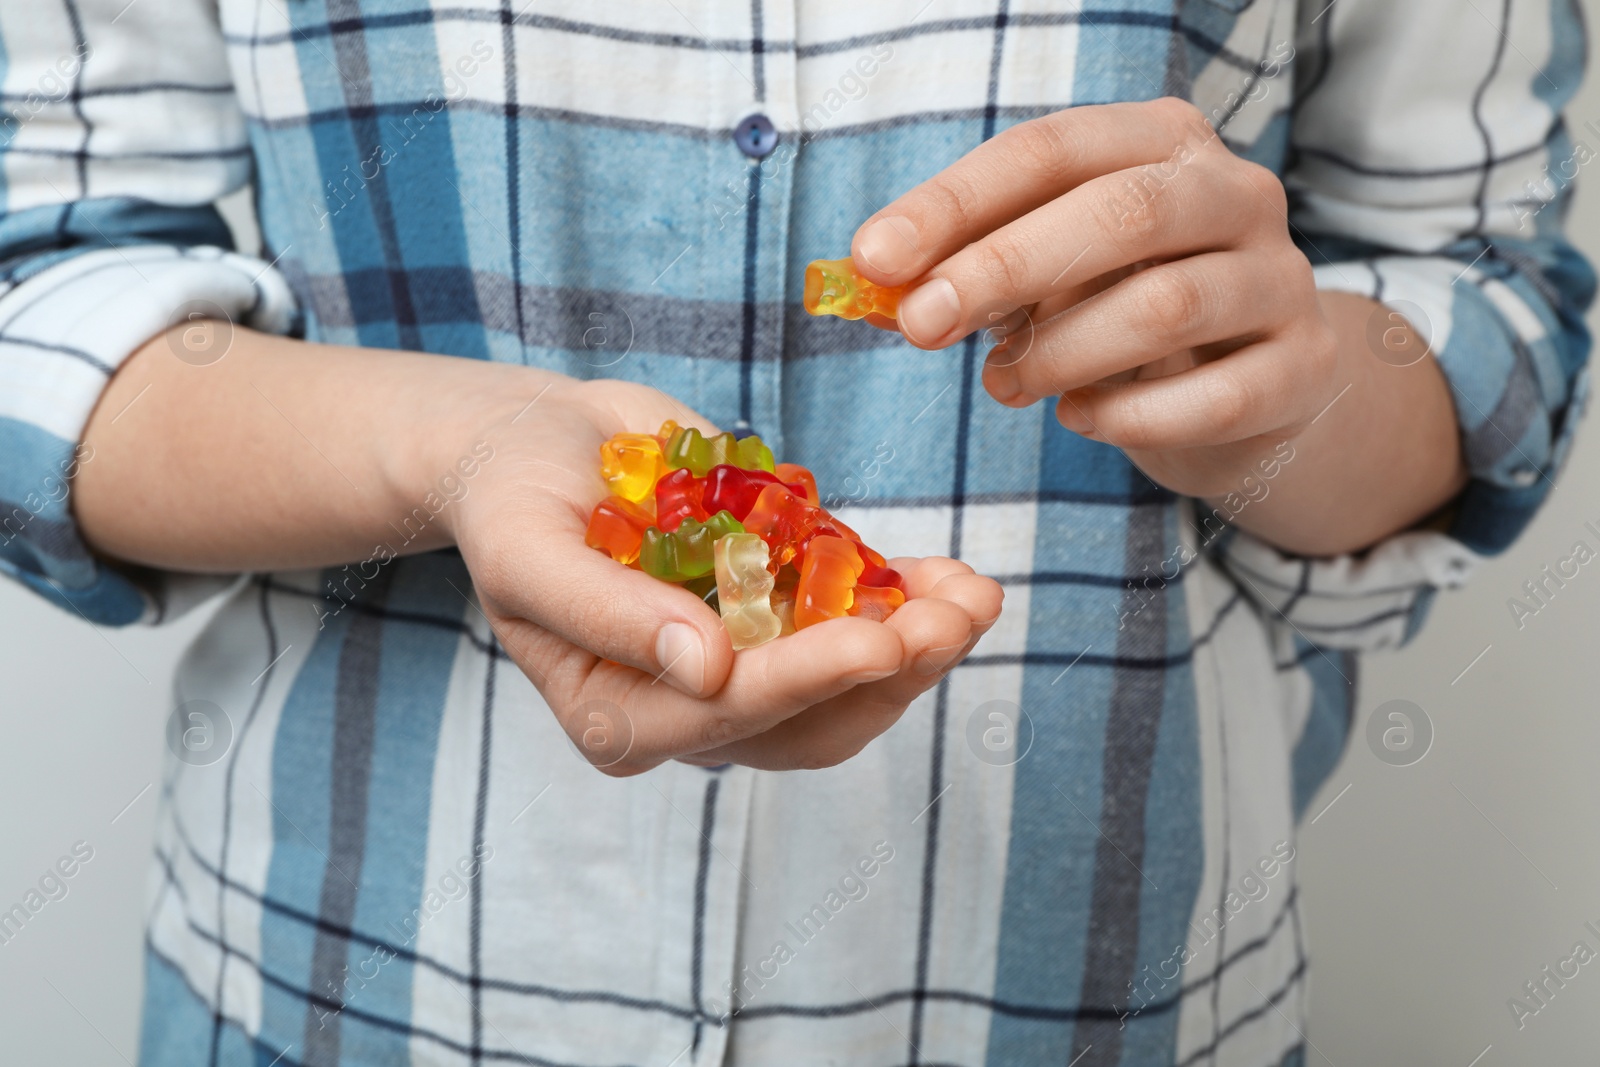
440, 376, 1004, 775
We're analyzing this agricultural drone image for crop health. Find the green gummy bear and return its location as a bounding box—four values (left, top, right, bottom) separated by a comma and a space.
665, 427, 776, 476
639, 511, 746, 582
735, 435, 776, 473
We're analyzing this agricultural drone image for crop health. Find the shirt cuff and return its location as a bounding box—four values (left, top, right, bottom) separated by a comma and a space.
1313, 255, 1589, 555
1202, 252, 1585, 651
1203, 516, 1479, 652
0, 245, 297, 625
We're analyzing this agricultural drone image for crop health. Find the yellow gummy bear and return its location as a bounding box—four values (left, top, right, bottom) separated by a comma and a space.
599, 433, 665, 504
803, 256, 907, 321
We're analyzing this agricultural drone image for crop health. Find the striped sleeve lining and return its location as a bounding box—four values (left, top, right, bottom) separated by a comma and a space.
1205, 520, 1479, 653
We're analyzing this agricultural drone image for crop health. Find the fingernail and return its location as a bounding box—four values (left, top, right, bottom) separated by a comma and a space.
1056, 396, 1092, 434
898, 277, 962, 347
985, 351, 1023, 404
855, 215, 921, 276
844, 663, 900, 686
914, 642, 967, 676
655, 623, 706, 695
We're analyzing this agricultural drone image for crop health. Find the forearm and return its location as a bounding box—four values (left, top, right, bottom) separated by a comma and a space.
74, 326, 554, 572
1214, 290, 1467, 557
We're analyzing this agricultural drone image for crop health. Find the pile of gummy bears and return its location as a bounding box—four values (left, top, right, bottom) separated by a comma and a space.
585, 421, 904, 649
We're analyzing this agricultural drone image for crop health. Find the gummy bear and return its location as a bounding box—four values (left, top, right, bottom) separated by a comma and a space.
771, 565, 799, 636
713, 533, 784, 649
639, 511, 745, 582
854, 541, 905, 591
665, 426, 776, 477
655, 467, 708, 532
587, 422, 903, 635
802, 257, 908, 321
584, 496, 654, 565
743, 482, 866, 570
775, 463, 819, 504
849, 584, 905, 622
794, 535, 865, 628
599, 433, 665, 504
735, 435, 776, 473
702, 465, 809, 523
742, 483, 832, 567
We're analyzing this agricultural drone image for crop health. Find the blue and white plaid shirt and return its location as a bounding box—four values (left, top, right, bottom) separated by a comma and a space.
1, 1, 1591, 1065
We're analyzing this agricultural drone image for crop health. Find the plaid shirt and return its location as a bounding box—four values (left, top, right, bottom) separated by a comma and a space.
1, 1, 1591, 1065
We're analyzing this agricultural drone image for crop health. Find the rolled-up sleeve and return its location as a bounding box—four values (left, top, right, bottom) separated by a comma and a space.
0, 0, 297, 624
1207, 0, 1596, 651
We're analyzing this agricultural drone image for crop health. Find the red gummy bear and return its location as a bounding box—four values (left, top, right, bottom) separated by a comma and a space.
743, 482, 882, 575
655, 467, 708, 532
854, 541, 904, 591
701, 465, 808, 523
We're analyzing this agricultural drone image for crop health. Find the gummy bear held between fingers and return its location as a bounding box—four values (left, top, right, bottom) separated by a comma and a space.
803, 257, 908, 321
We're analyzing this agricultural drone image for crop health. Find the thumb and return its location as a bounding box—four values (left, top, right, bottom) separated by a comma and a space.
472, 514, 735, 699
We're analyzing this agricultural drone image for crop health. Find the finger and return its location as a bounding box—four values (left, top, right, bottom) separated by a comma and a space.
697, 596, 976, 770
925, 571, 1005, 635
1054, 335, 1336, 451
1001, 251, 1300, 400
850, 98, 1212, 284
558, 615, 906, 774
889, 558, 1004, 634
890, 555, 975, 597
575, 378, 723, 439
474, 494, 736, 699
863, 312, 900, 332
896, 157, 1264, 349
983, 264, 1144, 405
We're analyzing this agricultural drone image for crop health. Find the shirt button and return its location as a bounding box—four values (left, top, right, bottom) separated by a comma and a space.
1509, 466, 1540, 487
734, 113, 778, 158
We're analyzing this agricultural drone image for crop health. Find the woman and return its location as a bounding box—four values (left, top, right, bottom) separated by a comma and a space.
0, 1, 1588, 1064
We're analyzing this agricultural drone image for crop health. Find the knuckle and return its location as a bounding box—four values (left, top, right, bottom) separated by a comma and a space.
1102, 396, 1161, 451
1105, 173, 1169, 240
1273, 246, 1315, 291
700, 712, 745, 750
1135, 267, 1211, 338
1152, 95, 1206, 135
1002, 113, 1084, 182
1235, 159, 1287, 214
971, 236, 1031, 299
923, 174, 982, 234
1206, 375, 1256, 439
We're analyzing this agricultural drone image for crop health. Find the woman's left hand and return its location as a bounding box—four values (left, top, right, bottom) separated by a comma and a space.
850, 96, 1342, 499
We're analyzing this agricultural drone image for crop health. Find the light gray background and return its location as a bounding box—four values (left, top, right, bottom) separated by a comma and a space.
5, 50, 1600, 1067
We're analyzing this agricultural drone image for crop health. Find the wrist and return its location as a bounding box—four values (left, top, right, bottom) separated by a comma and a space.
1215, 291, 1465, 556
375, 356, 576, 547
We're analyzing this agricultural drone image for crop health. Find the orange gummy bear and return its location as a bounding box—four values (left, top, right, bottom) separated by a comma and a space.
585, 496, 654, 565
803, 257, 907, 321
794, 535, 865, 629
775, 462, 819, 504
849, 584, 905, 622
